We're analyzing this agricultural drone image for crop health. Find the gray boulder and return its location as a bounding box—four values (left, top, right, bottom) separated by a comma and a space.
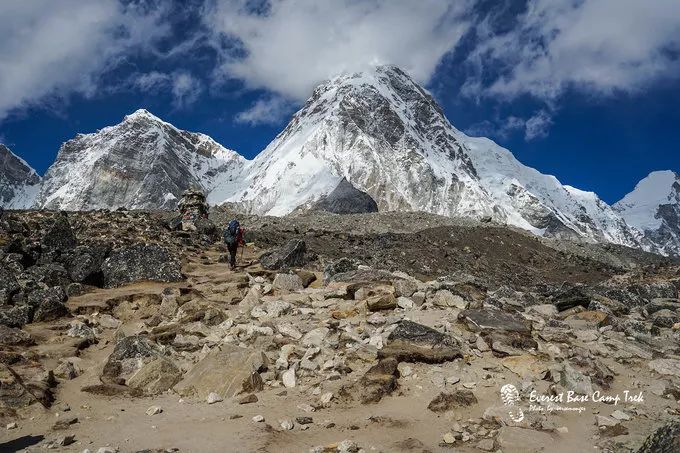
379, 320, 462, 363
323, 257, 358, 283
30, 287, 68, 322
0, 324, 34, 345
636, 420, 680, 453
23, 263, 71, 288
313, 178, 379, 214
259, 239, 306, 270
0, 266, 20, 304
0, 304, 33, 327
102, 244, 182, 288
102, 335, 163, 384
41, 214, 77, 252
65, 243, 110, 285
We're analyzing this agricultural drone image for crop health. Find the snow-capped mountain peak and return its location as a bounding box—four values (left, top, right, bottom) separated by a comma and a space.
614, 170, 680, 255
124, 108, 163, 123
614, 170, 680, 230
37, 110, 245, 210
216, 64, 640, 248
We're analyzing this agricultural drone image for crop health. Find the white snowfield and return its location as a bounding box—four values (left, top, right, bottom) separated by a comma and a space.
1, 66, 678, 255
614, 170, 680, 231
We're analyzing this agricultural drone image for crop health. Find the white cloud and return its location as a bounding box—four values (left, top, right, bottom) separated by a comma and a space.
235, 96, 295, 126
134, 71, 203, 108
466, 0, 680, 101
171, 73, 203, 108
0, 0, 170, 121
464, 109, 553, 141
524, 110, 553, 140
202, 0, 474, 102
134, 72, 172, 92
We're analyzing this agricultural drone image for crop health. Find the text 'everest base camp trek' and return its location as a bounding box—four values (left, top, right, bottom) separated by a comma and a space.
1, 65, 680, 452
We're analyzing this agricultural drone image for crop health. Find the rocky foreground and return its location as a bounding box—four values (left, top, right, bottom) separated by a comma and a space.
1, 210, 680, 452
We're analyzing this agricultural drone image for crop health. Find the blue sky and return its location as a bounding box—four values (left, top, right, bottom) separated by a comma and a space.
1, 0, 679, 204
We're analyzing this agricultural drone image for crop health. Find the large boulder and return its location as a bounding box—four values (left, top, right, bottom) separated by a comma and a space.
272, 273, 304, 292
313, 178, 379, 214
636, 420, 680, 453
323, 258, 358, 284
23, 263, 71, 288
379, 320, 463, 363
64, 243, 110, 285
0, 325, 34, 346
126, 358, 182, 395
28, 287, 68, 322
259, 240, 306, 270
354, 357, 399, 404
174, 344, 268, 399
0, 304, 33, 327
41, 214, 77, 252
101, 244, 182, 288
102, 335, 164, 385
0, 266, 20, 304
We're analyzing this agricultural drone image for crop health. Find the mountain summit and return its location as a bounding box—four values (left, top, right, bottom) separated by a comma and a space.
37, 109, 244, 210
216, 65, 639, 247
614, 170, 680, 255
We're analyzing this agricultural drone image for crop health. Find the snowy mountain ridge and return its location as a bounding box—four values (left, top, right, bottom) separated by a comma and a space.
614, 170, 680, 256
36, 109, 245, 210
216, 65, 641, 249
1, 65, 678, 255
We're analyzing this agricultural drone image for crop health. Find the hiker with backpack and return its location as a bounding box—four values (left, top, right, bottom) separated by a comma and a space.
223, 219, 245, 270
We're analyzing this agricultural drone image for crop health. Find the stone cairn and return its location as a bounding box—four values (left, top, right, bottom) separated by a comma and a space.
177, 188, 209, 231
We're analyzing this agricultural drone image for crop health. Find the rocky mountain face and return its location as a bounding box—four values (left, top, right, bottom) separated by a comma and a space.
218, 65, 640, 248
614, 171, 680, 256
0, 145, 41, 209
37, 109, 245, 210
311, 178, 379, 214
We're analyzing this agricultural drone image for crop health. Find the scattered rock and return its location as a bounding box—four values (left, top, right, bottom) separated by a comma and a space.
366, 293, 397, 311
352, 357, 399, 404
101, 244, 182, 288
379, 320, 463, 363
648, 359, 680, 377
145, 405, 163, 416
442, 432, 455, 444
636, 420, 680, 453
458, 309, 531, 334
174, 344, 268, 399
238, 394, 258, 404
432, 290, 467, 309
427, 390, 478, 412
207, 392, 223, 404
260, 240, 306, 270
282, 368, 297, 388
0, 325, 34, 346
280, 419, 294, 430
273, 273, 304, 292
127, 358, 182, 395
